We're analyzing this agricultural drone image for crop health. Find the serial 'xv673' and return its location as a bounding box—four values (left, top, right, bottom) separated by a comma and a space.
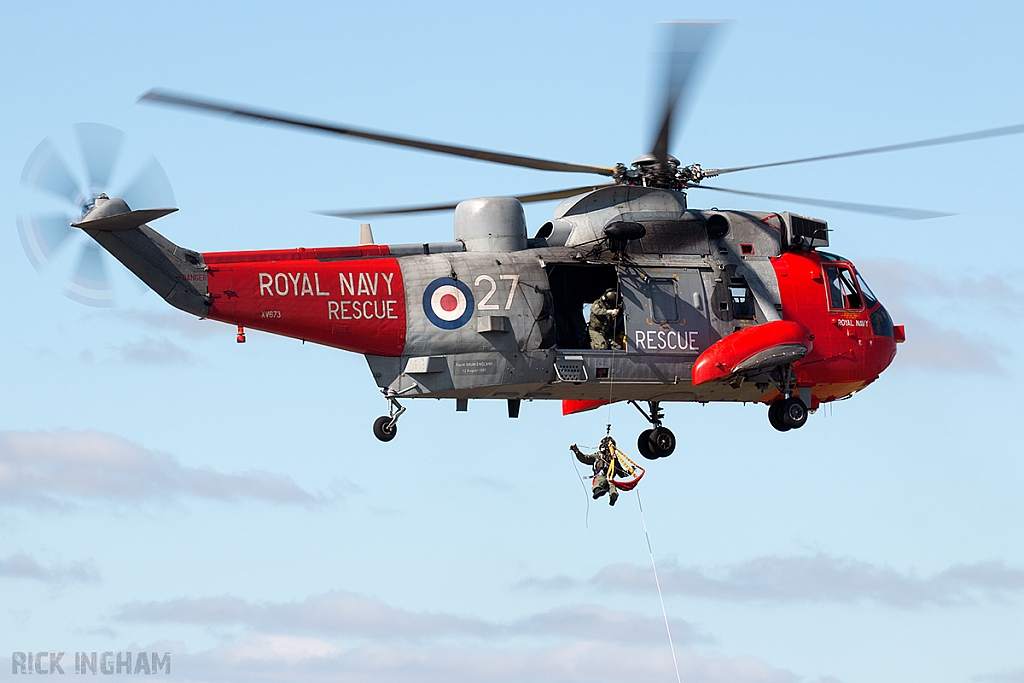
23, 22, 1024, 458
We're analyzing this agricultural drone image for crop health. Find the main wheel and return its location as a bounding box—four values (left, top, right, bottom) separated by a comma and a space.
647, 426, 676, 458
373, 415, 398, 442
780, 396, 808, 430
637, 429, 657, 460
768, 402, 790, 432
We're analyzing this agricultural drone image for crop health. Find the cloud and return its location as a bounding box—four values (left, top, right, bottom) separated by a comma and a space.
0, 551, 99, 584
588, 554, 1024, 609
859, 259, 1024, 314
514, 575, 580, 591
0, 430, 318, 508
70, 625, 119, 638
117, 336, 194, 365
112, 592, 815, 683
856, 258, 1017, 373
105, 309, 232, 339
117, 592, 490, 642
466, 475, 511, 492
168, 635, 796, 683
886, 311, 1007, 374
116, 591, 708, 646
512, 603, 709, 644
976, 668, 1024, 683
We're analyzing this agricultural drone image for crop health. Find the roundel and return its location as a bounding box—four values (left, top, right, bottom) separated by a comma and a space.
422, 277, 474, 330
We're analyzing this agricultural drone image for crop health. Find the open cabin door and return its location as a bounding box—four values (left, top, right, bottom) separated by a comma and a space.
620, 267, 712, 356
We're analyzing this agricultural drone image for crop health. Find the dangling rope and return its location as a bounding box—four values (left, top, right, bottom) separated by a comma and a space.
568, 447, 592, 528
637, 491, 682, 683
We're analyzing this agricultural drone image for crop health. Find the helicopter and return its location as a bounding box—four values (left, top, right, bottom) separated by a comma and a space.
36, 22, 1024, 456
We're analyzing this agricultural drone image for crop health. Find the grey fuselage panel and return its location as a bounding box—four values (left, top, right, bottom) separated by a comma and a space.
368, 199, 787, 405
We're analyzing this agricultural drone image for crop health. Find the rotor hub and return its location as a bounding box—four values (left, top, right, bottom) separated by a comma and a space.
80, 192, 110, 218
613, 154, 703, 191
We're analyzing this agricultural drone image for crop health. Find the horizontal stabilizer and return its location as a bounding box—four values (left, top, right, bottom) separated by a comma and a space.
73, 207, 177, 232
692, 320, 814, 385
562, 399, 612, 416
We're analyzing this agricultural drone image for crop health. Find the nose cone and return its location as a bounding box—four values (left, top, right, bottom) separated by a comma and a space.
867, 305, 901, 379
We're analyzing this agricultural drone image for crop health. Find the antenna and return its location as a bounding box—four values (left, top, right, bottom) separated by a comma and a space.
359, 223, 374, 245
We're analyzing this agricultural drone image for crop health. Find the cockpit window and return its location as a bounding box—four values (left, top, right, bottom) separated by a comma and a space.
824, 265, 863, 310
817, 251, 844, 262
855, 271, 879, 308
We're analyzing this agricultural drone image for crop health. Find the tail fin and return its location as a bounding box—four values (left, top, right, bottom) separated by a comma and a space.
74, 196, 209, 317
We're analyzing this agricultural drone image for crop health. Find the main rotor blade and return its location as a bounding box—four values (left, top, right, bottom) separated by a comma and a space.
689, 183, 953, 220
140, 89, 616, 177
320, 183, 616, 218
708, 123, 1024, 177
650, 21, 722, 166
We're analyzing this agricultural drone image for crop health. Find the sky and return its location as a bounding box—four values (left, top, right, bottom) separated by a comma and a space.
2, 2, 1024, 682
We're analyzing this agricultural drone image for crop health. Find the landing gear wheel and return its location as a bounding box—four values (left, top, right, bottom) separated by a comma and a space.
372, 415, 398, 442
628, 400, 675, 458
780, 396, 808, 430
768, 402, 790, 432
647, 426, 676, 458
637, 429, 657, 460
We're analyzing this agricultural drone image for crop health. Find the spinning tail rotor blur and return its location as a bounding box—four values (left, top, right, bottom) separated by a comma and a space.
17, 123, 175, 306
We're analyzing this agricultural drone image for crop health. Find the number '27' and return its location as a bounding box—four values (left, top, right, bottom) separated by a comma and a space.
474, 274, 520, 310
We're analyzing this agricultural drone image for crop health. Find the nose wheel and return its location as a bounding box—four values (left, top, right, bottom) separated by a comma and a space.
768, 397, 808, 431
766, 364, 810, 432
631, 401, 676, 460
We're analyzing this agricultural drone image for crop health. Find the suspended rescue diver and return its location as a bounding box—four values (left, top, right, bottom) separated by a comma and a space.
589, 288, 624, 350
571, 436, 645, 506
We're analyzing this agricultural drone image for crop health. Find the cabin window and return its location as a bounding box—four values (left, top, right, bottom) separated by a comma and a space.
730, 278, 755, 319
824, 265, 863, 310
649, 278, 679, 322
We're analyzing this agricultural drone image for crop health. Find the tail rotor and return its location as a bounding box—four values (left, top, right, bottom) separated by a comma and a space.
17, 123, 175, 306
65, 242, 114, 307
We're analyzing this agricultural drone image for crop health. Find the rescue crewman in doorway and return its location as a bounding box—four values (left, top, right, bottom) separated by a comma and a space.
571, 436, 626, 505
589, 288, 623, 350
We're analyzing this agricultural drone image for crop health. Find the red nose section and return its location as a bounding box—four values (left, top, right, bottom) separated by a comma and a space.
692, 320, 815, 386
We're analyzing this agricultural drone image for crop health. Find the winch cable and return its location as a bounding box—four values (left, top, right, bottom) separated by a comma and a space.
604, 279, 625, 433
637, 491, 682, 683
591, 280, 679, 677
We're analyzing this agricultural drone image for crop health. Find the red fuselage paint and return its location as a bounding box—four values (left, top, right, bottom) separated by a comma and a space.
203, 246, 406, 356
771, 250, 898, 406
